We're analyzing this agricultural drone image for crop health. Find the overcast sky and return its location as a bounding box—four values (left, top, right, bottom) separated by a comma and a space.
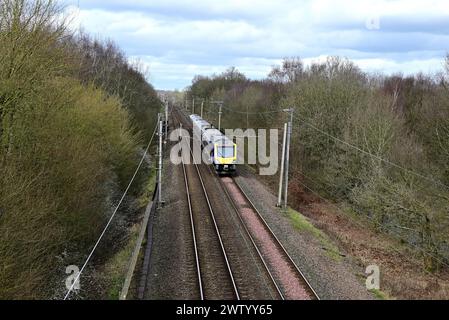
65, 0, 449, 90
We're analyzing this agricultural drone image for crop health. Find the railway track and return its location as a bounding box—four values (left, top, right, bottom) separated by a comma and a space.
176, 112, 240, 300
219, 176, 319, 300
173, 107, 318, 300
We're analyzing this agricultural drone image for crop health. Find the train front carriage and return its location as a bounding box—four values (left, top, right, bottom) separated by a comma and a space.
190, 114, 237, 175
213, 139, 237, 174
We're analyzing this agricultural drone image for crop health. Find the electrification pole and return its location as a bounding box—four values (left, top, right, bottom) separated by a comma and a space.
277, 123, 288, 207
283, 108, 293, 209
200, 99, 204, 118
218, 103, 223, 132
192, 97, 195, 115
158, 114, 163, 207
165, 101, 168, 141
211, 101, 224, 131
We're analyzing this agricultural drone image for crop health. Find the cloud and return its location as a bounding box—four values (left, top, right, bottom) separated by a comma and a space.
134, 55, 280, 90
64, 0, 449, 89
67, 0, 294, 21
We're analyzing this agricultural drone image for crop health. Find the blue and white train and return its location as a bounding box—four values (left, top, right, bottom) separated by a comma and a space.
189, 114, 237, 174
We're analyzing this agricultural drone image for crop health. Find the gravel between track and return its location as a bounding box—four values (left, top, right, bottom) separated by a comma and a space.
222, 177, 313, 299
144, 150, 199, 299
234, 166, 374, 300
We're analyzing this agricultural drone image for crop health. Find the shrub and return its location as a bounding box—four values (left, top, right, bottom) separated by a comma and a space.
0, 0, 159, 298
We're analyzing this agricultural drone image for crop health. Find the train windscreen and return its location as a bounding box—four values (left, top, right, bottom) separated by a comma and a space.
217, 146, 235, 158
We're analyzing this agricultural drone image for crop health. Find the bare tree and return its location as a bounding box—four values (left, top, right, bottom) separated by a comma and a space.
268, 57, 303, 83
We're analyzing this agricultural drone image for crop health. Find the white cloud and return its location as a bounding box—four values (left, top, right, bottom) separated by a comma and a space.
64, 1, 449, 89
354, 57, 444, 75
134, 55, 281, 90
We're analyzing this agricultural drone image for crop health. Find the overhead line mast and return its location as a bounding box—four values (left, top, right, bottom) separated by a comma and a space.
283, 108, 294, 208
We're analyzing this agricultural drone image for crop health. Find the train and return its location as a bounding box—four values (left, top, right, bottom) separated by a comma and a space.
189, 114, 237, 174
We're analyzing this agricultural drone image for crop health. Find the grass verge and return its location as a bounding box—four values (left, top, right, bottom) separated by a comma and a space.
369, 288, 390, 300
286, 207, 343, 261
101, 163, 157, 299
102, 223, 141, 299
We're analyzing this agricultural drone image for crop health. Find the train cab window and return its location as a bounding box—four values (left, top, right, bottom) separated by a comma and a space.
217, 146, 235, 158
